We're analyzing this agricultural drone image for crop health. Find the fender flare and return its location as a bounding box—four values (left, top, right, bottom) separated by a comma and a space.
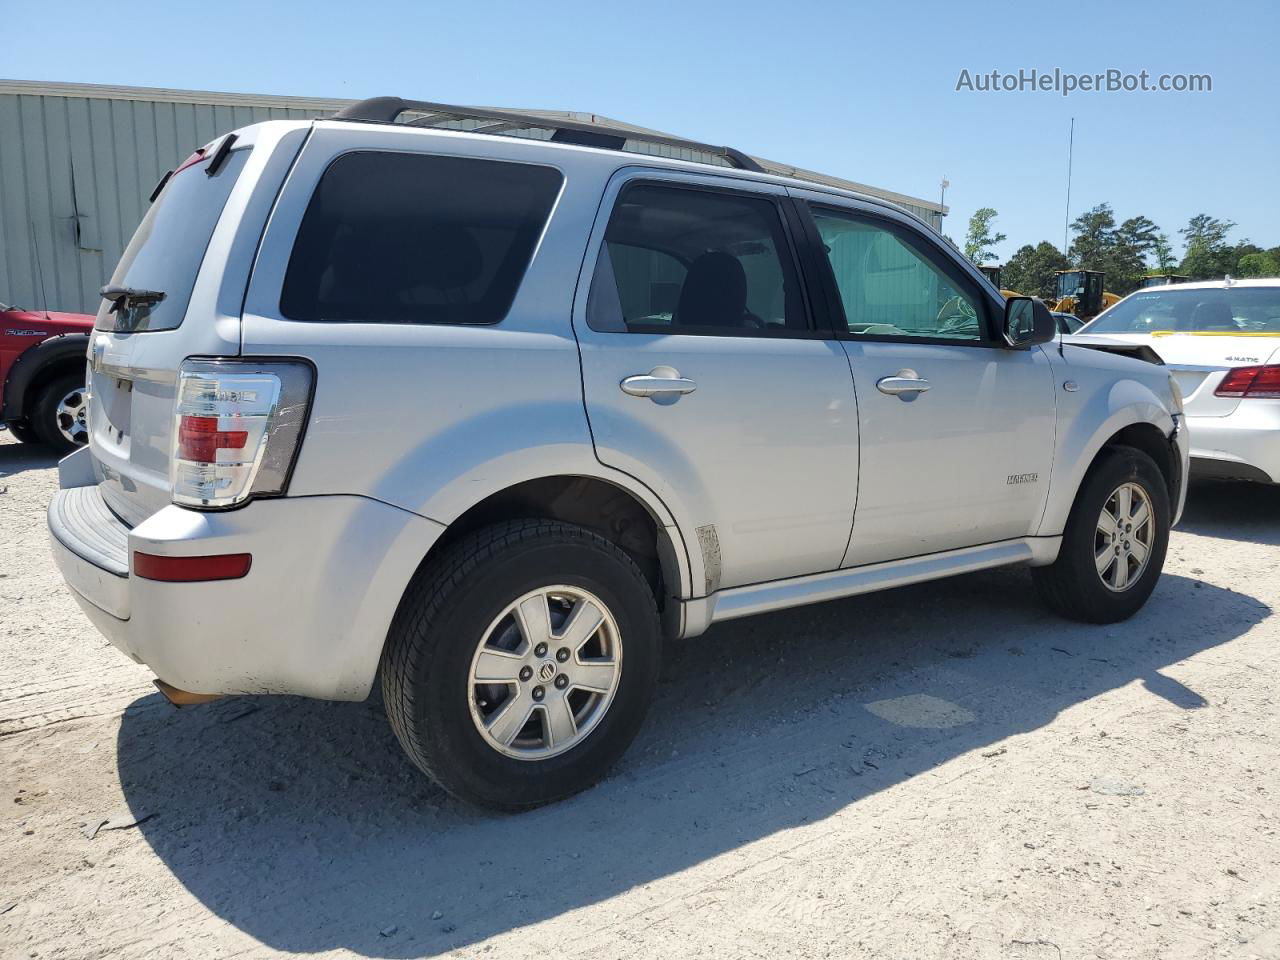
2, 333, 90, 421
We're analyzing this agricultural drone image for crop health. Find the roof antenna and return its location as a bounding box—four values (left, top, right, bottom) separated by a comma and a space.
29, 221, 50, 319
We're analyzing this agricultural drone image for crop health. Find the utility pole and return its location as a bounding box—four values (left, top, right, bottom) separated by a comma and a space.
939, 176, 949, 217
1063, 118, 1074, 256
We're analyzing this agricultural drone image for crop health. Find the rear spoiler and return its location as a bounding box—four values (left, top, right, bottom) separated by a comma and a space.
1061, 334, 1165, 366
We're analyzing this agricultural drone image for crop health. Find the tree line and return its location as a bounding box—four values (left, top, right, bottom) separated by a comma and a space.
957, 205, 1280, 300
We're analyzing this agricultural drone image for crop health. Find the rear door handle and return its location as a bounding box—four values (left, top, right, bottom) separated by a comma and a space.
621, 365, 697, 399
876, 369, 931, 397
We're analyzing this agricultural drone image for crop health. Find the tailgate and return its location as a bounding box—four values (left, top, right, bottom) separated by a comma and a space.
86, 125, 306, 526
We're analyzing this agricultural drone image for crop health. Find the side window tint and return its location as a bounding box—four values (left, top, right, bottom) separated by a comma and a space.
811, 208, 984, 341
281, 152, 562, 324
587, 183, 808, 334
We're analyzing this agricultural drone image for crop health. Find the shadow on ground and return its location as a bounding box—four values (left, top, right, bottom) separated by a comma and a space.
0, 438, 58, 478
115, 554, 1267, 957
1179, 479, 1280, 546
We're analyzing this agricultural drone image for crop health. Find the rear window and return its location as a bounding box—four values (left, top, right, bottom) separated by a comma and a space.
96, 147, 250, 333
1086, 286, 1280, 334
280, 152, 563, 325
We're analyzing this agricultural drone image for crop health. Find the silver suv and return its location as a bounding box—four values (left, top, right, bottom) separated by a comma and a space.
48, 96, 1189, 809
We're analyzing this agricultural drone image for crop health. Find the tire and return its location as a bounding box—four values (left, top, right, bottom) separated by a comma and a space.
31, 373, 89, 455
381, 519, 662, 810
1033, 446, 1170, 623
4, 421, 38, 444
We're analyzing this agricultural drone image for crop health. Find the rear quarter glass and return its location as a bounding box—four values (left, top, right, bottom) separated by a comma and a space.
95, 147, 252, 334
278, 151, 563, 325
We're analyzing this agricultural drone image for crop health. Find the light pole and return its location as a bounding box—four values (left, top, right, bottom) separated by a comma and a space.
940, 176, 950, 220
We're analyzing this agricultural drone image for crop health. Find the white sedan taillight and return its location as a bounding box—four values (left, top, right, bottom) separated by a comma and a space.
172, 359, 313, 508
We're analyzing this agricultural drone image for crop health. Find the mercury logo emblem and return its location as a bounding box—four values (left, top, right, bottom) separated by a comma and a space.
538, 662, 557, 682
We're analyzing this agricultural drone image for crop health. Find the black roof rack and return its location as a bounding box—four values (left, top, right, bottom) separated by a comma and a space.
331, 96, 765, 173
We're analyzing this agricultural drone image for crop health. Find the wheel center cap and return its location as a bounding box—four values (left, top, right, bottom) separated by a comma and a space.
537, 661, 557, 682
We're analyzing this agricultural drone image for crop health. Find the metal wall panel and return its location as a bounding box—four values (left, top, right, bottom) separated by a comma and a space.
0, 91, 324, 314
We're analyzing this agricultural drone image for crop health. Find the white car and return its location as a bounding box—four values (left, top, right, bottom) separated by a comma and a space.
1071, 279, 1280, 483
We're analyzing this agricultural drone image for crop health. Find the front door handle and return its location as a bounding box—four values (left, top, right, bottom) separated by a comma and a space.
876, 369, 931, 397
621, 365, 697, 399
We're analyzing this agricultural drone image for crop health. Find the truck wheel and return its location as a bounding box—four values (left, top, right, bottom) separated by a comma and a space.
382, 519, 662, 810
1032, 447, 1170, 624
31, 373, 89, 454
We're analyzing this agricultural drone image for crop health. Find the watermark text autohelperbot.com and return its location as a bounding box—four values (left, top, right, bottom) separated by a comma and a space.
956, 68, 1212, 96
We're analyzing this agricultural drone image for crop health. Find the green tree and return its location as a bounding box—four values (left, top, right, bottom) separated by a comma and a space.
1108, 216, 1162, 294
1181, 214, 1236, 251
1179, 214, 1238, 279
1153, 233, 1177, 272
1236, 247, 1280, 278
963, 208, 1006, 265
1067, 204, 1117, 268
1002, 241, 1070, 300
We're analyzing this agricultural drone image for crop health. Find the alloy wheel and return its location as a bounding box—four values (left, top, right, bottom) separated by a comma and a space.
1094, 481, 1154, 592
468, 585, 623, 760
55, 386, 88, 446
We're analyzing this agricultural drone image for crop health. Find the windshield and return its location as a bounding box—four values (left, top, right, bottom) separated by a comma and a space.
1084, 287, 1280, 335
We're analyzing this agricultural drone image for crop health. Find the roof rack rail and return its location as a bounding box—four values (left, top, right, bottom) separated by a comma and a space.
331, 96, 765, 173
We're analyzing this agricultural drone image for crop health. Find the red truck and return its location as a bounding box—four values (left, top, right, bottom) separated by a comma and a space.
1, 303, 94, 454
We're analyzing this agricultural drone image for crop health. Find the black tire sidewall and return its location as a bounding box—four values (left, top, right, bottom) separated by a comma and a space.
1053, 448, 1171, 621
393, 531, 661, 809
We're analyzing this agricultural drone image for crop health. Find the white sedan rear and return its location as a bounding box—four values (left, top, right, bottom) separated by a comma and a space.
1069, 279, 1280, 483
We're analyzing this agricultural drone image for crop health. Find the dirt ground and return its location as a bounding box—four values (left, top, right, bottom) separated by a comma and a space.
2, 431, 1279, 960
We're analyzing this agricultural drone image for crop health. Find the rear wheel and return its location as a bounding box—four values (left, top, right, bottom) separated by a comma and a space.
1033, 447, 1170, 623
31, 373, 89, 454
381, 519, 662, 810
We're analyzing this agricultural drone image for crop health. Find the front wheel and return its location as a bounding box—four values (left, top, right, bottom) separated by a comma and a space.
1033, 447, 1170, 623
381, 519, 662, 810
4, 420, 38, 445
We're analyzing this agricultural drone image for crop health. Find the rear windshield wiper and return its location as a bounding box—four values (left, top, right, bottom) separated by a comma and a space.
101, 285, 166, 314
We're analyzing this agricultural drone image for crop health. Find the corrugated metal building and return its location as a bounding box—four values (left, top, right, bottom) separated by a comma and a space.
0, 80, 947, 315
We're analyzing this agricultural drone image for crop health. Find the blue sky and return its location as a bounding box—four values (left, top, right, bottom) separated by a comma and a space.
7, 0, 1275, 264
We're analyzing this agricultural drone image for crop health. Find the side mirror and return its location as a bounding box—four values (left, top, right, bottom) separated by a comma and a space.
1003, 296, 1056, 348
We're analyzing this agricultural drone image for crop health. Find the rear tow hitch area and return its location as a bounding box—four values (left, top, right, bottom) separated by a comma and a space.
153, 679, 222, 707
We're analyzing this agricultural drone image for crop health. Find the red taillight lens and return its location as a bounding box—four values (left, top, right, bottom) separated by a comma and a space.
133, 551, 252, 582
177, 416, 249, 462
172, 147, 208, 176
1215, 365, 1280, 399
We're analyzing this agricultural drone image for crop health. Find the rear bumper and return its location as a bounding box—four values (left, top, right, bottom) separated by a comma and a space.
48, 474, 444, 700
1187, 400, 1280, 484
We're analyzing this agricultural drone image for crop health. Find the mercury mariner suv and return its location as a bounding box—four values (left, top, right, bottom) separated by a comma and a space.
47, 96, 1189, 809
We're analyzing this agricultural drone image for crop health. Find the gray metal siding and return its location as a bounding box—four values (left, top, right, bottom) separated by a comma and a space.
0, 92, 321, 314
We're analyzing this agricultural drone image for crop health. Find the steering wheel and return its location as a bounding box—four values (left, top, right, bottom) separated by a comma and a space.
935, 295, 977, 331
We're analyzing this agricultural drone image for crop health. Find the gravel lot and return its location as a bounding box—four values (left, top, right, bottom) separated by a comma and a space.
2, 431, 1279, 960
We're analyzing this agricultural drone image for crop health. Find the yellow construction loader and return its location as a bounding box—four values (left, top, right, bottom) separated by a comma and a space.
1050, 270, 1120, 321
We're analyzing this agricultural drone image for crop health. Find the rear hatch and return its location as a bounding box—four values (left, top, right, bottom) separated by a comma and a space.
88, 135, 255, 527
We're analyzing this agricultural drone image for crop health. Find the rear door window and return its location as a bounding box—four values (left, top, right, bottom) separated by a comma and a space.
96, 146, 250, 333
586, 182, 810, 335
281, 152, 563, 325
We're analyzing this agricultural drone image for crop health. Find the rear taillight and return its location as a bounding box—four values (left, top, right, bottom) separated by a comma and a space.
172, 359, 313, 509
1215, 365, 1280, 399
